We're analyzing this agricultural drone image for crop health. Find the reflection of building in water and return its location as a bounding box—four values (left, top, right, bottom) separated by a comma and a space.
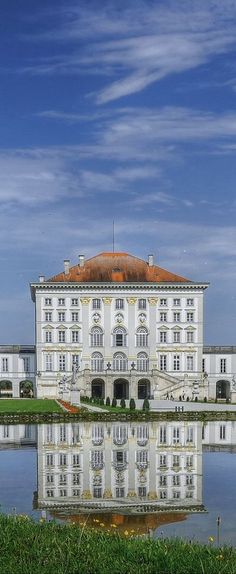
202, 421, 236, 452
37, 421, 203, 513
0, 424, 37, 448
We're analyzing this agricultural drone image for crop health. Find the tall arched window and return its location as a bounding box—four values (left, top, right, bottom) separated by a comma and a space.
90, 327, 103, 347
91, 352, 104, 372
136, 327, 148, 347
137, 352, 149, 372
113, 327, 127, 347
113, 352, 128, 372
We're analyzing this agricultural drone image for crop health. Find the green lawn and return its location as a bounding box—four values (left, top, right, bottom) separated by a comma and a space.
0, 515, 235, 574
0, 399, 63, 413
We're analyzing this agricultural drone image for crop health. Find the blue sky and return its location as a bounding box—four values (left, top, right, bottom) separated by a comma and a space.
1, 0, 236, 344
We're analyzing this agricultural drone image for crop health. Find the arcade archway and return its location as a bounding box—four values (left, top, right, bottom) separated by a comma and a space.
113, 379, 129, 400
216, 380, 230, 400
138, 379, 150, 399
91, 379, 105, 399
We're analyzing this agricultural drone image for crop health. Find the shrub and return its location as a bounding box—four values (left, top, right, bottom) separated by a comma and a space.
105, 397, 110, 406
112, 398, 117, 407
186, 396, 189, 402
99, 398, 104, 405
120, 398, 126, 408
194, 396, 198, 402
204, 396, 207, 403
129, 398, 136, 410
142, 398, 150, 411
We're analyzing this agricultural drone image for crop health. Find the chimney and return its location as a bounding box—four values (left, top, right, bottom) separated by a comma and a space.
39, 275, 45, 283
148, 254, 154, 267
78, 254, 85, 268
64, 259, 70, 275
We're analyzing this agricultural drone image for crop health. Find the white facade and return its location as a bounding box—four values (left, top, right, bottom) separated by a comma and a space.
37, 421, 203, 511
0, 345, 35, 398
30, 252, 208, 401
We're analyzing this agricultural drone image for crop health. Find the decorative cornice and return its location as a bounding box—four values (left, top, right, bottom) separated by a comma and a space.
103, 297, 112, 304
148, 297, 158, 306
80, 297, 91, 305
127, 297, 137, 305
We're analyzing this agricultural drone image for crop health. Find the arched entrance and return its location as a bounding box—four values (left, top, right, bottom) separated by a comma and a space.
138, 379, 151, 399
91, 379, 105, 399
0, 380, 13, 398
20, 380, 34, 398
216, 380, 230, 400
114, 379, 129, 400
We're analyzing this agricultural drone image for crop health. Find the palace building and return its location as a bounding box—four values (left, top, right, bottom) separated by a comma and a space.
0, 251, 236, 401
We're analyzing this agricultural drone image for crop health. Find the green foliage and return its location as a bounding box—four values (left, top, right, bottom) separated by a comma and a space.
120, 398, 126, 408
129, 398, 136, 410
105, 397, 110, 406
0, 514, 235, 574
142, 398, 150, 411
112, 397, 117, 407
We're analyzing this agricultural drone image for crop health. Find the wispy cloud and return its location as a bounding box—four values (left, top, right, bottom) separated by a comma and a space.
19, 1, 236, 103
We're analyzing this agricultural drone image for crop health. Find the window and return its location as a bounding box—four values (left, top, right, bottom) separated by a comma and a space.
113, 352, 128, 371
186, 426, 194, 443
187, 355, 194, 371
46, 454, 54, 466
45, 354, 53, 372
160, 298, 167, 306
45, 331, 52, 343
72, 473, 80, 485
59, 489, 67, 497
46, 425, 53, 443
73, 489, 80, 497
71, 312, 79, 322
160, 355, 167, 371
186, 475, 193, 486
23, 357, 30, 372
73, 454, 80, 466
173, 312, 180, 322
187, 312, 194, 322
115, 487, 125, 498
72, 330, 79, 343
113, 328, 127, 347
160, 331, 167, 343
136, 328, 148, 347
220, 358, 227, 373
59, 474, 67, 485
160, 490, 167, 499
59, 424, 67, 442
173, 331, 180, 343
138, 299, 146, 310
136, 450, 148, 465
3, 425, 9, 438
115, 299, 124, 310
71, 298, 78, 306
173, 298, 180, 306
58, 330, 66, 343
92, 299, 101, 310
93, 487, 102, 498
160, 475, 167, 486
159, 425, 167, 444
91, 451, 104, 469
173, 475, 180, 486
58, 298, 65, 306
137, 352, 149, 372
58, 312, 65, 322
59, 354, 66, 372
187, 298, 194, 306
91, 352, 103, 372
173, 427, 180, 444
45, 298, 52, 305
46, 490, 54, 498
202, 358, 205, 372
46, 474, 54, 484
160, 312, 167, 322
187, 331, 194, 343
186, 455, 193, 468
186, 491, 193, 499
45, 312, 52, 321
173, 491, 180, 499
138, 487, 147, 497
113, 451, 127, 466
220, 425, 226, 440
91, 327, 103, 347
2, 358, 8, 372
160, 455, 167, 467
173, 455, 180, 468
173, 355, 180, 371
59, 453, 67, 466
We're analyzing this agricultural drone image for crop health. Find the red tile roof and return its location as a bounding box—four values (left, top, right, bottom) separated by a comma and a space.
47, 252, 191, 283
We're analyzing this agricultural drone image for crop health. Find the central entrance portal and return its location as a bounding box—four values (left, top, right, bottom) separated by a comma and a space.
114, 379, 129, 400
91, 379, 105, 399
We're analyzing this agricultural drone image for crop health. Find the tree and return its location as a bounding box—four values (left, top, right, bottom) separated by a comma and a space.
129, 398, 136, 410
142, 398, 150, 411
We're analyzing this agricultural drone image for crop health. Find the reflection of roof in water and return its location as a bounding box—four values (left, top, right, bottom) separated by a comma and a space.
50, 510, 189, 534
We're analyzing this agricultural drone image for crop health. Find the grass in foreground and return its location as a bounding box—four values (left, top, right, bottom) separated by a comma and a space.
0, 399, 63, 413
0, 515, 235, 574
